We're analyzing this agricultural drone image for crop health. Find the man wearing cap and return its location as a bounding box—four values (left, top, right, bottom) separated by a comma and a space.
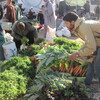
12, 17, 38, 49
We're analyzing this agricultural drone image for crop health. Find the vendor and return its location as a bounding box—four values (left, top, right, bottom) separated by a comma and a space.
63, 12, 100, 86
12, 17, 38, 49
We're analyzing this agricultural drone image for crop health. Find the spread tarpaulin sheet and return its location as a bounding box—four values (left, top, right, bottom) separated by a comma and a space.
18, 0, 44, 12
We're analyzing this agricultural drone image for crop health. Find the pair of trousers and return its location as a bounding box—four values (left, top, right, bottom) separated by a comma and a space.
85, 47, 100, 85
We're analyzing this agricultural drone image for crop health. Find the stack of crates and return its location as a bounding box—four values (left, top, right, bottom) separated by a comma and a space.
0, 35, 6, 60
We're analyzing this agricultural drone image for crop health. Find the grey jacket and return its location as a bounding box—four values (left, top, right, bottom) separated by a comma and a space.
12, 17, 38, 40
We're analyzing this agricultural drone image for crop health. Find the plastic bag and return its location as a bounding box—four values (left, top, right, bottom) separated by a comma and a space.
5, 33, 13, 42
2, 42, 17, 60
61, 27, 71, 37
46, 27, 56, 42
56, 27, 71, 37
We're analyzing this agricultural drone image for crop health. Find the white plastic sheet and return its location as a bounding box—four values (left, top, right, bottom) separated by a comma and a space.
18, 0, 45, 13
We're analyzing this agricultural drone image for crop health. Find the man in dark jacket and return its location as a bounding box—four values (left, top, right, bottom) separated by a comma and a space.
12, 17, 38, 49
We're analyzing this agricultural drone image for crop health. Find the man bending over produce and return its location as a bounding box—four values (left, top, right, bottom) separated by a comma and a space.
63, 12, 100, 86
12, 17, 38, 49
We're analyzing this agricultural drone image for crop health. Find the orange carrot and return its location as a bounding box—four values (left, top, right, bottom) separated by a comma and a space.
70, 67, 73, 74
82, 68, 88, 77
80, 68, 86, 77
74, 67, 81, 76
73, 66, 79, 73
77, 68, 82, 76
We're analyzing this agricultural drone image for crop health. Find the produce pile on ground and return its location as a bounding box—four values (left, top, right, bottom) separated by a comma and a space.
0, 37, 95, 100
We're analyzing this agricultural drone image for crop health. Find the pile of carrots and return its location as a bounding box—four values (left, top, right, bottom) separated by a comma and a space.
57, 62, 87, 77
30, 57, 87, 77
67, 66, 87, 77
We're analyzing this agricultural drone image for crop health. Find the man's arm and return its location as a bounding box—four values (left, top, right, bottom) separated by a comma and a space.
68, 24, 96, 60
32, 28, 38, 42
28, 25, 38, 41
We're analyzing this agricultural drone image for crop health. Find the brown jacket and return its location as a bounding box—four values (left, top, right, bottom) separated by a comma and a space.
4, 4, 16, 23
73, 18, 100, 57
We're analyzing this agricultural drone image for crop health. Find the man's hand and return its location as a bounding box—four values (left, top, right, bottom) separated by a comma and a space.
68, 53, 80, 60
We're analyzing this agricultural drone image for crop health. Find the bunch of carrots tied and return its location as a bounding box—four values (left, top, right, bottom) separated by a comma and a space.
67, 65, 88, 77
52, 62, 88, 77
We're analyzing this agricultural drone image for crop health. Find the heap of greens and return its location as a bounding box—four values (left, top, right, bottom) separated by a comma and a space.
26, 38, 92, 100
0, 56, 36, 100
0, 37, 92, 100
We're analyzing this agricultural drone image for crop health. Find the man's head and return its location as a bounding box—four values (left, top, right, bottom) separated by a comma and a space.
12, 1, 15, 5
42, 5, 45, 10
17, 22, 25, 32
63, 12, 79, 30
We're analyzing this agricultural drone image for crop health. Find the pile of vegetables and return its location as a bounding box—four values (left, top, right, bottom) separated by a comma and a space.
0, 56, 37, 99
0, 69, 27, 100
27, 69, 93, 100
0, 37, 92, 100
26, 37, 93, 100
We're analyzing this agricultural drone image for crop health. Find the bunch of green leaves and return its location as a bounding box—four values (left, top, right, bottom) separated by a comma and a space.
22, 37, 29, 45
61, 78, 93, 100
53, 37, 82, 50
0, 69, 27, 100
19, 44, 42, 56
0, 56, 36, 78
35, 45, 69, 73
27, 69, 93, 100
43, 78, 93, 100
27, 70, 72, 100
34, 38, 47, 45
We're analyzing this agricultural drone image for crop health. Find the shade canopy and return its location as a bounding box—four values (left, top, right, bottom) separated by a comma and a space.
65, 0, 87, 6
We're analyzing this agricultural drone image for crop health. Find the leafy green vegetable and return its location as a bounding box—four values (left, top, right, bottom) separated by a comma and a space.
0, 69, 27, 100
22, 36, 29, 45
0, 56, 36, 78
19, 44, 42, 56
34, 38, 46, 45
35, 46, 69, 73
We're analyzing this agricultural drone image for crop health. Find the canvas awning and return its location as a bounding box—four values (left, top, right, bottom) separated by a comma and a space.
65, 0, 87, 6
